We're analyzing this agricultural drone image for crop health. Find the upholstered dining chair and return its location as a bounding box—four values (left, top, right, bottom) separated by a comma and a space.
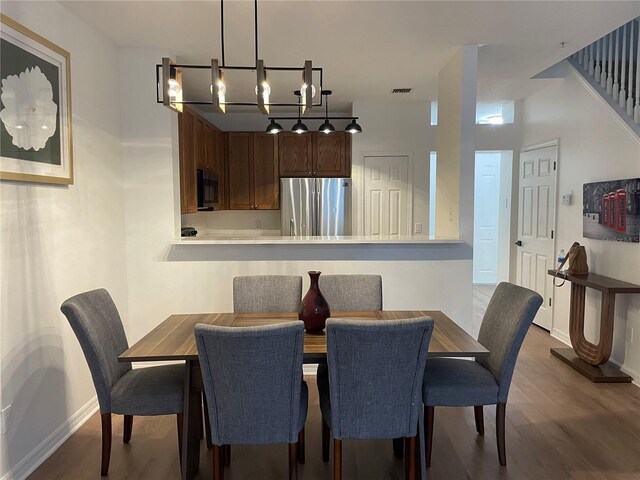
61, 289, 184, 476
315, 274, 385, 458
233, 275, 303, 313
318, 317, 433, 480
195, 322, 308, 480
422, 282, 542, 467
318, 274, 383, 312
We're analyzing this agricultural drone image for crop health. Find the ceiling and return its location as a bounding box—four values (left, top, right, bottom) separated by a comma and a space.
61, 0, 640, 113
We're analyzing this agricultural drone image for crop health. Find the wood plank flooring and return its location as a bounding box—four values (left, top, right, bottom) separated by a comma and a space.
29, 287, 640, 480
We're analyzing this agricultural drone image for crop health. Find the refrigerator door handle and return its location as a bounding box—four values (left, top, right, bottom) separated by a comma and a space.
316, 184, 322, 236
290, 218, 295, 237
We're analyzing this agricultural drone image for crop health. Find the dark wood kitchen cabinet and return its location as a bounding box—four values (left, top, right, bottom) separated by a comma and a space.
227, 132, 279, 210
178, 108, 226, 213
278, 131, 351, 177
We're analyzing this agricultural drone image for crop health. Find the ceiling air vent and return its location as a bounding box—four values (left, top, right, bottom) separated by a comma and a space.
391, 88, 412, 94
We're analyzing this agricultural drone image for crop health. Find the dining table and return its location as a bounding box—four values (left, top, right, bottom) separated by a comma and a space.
119, 310, 489, 480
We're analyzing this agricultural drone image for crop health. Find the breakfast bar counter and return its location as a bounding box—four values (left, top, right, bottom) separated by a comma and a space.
171, 235, 465, 245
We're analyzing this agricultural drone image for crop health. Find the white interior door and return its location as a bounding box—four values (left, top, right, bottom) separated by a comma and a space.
473, 153, 501, 284
363, 156, 410, 237
516, 144, 557, 330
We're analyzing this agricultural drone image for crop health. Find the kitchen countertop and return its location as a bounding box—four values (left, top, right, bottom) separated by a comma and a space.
171, 235, 465, 245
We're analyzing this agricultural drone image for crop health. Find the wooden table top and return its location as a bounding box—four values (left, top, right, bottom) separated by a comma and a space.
119, 310, 488, 364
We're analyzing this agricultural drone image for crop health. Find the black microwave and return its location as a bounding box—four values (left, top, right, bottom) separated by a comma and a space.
197, 169, 218, 211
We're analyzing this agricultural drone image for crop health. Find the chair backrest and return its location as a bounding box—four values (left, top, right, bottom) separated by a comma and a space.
476, 282, 543, 402
60, 289, 131, 413
233, 275, 302, 313
325, 317, 433, 440
195, 322, 305, 445
318, 274, 382, 311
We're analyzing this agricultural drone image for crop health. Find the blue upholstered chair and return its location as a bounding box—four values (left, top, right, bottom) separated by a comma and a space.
61, 289, 184, 476
195, 322, 308, 480
318, 274, 383, 311
422, 282, 543, 467
315, 274, 385, 459
233, 275, 303, 313
318, 317, 434, 480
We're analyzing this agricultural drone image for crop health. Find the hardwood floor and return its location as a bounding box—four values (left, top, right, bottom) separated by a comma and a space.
29, 291, 640, 479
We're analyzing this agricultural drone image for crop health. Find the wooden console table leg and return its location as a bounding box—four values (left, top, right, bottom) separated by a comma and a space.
568, 283, 616, 366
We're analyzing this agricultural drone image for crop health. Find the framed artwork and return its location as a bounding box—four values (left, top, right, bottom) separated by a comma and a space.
0, 14, 73, 185
583, 178, 640, 243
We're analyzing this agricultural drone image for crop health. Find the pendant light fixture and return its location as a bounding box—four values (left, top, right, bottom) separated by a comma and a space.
266, 119, 283, 134
318, 91, 335, 134
265, 89, 363, 134
345, 118, 363, 134
291, 102, 308, 134
157, 0, 325, 113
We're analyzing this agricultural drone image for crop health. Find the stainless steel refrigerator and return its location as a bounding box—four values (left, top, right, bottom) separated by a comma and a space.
280, 178, 352, 236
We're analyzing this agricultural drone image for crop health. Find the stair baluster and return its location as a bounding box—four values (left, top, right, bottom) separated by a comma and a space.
606, 32, 613, 92
620, 23, 628, 108
595, 38, 601, 80
635, 20, 640, 123
589, 42, 595, 75
613, 27, 620, 101
627, 20, 635, 116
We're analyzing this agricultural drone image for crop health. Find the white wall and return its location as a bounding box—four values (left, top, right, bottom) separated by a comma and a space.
0, 2, 127, 478
352, 100, 435, 237
522, 63, 640, 380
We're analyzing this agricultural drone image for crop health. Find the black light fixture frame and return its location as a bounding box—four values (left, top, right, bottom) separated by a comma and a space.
156, 0, 324, 111
267, 89, 359, 124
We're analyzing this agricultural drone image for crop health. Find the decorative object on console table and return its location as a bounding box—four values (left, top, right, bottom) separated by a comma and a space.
0, 14, 73, 185
548, 269, 640, 383
583, 178, 640, 243
299, 271, 331, 334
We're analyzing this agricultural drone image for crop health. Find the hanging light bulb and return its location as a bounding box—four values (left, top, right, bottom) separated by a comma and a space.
345, 119, 362, 134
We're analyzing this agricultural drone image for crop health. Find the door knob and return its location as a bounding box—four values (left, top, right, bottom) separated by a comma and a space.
515, 240, 523, 246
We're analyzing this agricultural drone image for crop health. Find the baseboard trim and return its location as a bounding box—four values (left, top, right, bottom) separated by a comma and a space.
550, 329, 571, 347
609, 358, 640, 387
1, 396, 99, 480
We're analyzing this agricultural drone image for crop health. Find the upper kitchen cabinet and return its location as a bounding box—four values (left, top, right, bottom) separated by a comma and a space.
313, 132, 351, 177
278, 132, 313, 177
278, 131, 351, 178
178, 108, 225, 213
228, 132, 279, 210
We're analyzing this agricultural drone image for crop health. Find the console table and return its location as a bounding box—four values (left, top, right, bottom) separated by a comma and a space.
547, 270, 640, 382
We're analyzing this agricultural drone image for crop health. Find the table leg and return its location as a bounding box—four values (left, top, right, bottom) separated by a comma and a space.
181, 360, 202, 480
568, 282, 617, 366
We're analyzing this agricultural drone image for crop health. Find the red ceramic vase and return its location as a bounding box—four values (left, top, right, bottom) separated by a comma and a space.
299, 271, 331, 334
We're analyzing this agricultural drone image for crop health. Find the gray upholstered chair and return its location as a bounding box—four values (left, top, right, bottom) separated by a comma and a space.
61, 289, 184, 476
195, 322, 308, 480
318, 317, 434, 480
318, 274, 383, 311
315, 274, 384, 458
422, 282, 542, 467
233, 275, 303, 313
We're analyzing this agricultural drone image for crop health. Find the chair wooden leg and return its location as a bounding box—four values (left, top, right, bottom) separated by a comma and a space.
404, 436, 416, 480
496, 402, 507, 466
176, 413, 184, 469
297, 427, 305, 464
393, 437, 404, 459
123, 415, 133, 444
223, 445, 231, 466
213, 444, 224, 480
333, 439, 342, 480
474, 406, 485, 436
322, 419, 330, 462
424, 406, 434, 468
100, 413, 112, 476
203, 392, 213, 448
289, 442, 298, 480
